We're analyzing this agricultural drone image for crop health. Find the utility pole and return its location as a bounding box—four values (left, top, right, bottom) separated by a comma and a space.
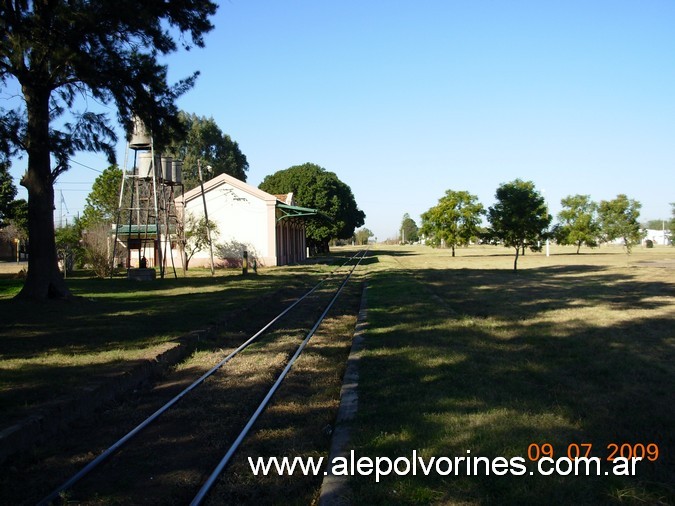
198, 159, 215, 275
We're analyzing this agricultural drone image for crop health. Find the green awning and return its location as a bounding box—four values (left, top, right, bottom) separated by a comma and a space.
276, 203, 318, 221
113, 224, 159, 235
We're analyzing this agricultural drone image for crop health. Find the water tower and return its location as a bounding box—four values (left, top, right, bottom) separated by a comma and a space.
111, 116, 184, 279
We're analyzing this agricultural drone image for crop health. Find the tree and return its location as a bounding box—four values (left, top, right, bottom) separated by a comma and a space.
598, 194, 643, 253
7, 198, 28, 238
354, 228, 374, 245
420, 190, 484, 256
182, 215, 219, 270
55, 220, 83, 274
0, 194, 28, 261
165, 112, 249, 191
1, 0, 217, 300
81, 165, 123, 229
554, 194, 600, 253
400, 213, 419, 244
259, 163, 365, 254
487, 179, 551, 271
0, 162, 17, 227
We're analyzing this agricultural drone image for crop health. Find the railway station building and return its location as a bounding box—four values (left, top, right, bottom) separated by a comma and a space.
176, 173, 316, 268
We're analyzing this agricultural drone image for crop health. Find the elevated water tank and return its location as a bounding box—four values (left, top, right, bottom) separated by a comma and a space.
136, 152, 157, 179
161, 156, 173, 183
129, 116, 151, 149
172, 160, 183, 184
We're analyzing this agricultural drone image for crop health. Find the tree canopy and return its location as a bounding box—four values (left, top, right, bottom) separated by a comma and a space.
0, 0, 217, 300
0, 162, 17, 227
165, 112, 249, 191
487, 179, 551, 271
420, 190, 484, 256
258, 163, 365, 254
354, 228, 374, 245
81, 165, 123, 229
400, 213, 419, 244
598, 194, 643, 253
553, 194, 600, 253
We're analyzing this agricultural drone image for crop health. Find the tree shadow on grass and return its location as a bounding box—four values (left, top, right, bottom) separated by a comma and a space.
0, 274, 362, 505
351, 265, 674, 504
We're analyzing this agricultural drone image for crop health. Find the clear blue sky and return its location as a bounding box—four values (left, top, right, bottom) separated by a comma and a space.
9, 0, 675, 239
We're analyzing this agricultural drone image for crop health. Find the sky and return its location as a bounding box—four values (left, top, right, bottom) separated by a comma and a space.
6, 0, 675, 240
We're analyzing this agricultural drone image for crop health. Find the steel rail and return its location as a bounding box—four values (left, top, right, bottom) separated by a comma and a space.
38, 251, 365, 505
190, 249, 368, 505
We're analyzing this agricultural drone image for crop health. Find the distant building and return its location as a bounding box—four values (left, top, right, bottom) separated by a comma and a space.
642, 228, 672, 246
176, 173, 316, 267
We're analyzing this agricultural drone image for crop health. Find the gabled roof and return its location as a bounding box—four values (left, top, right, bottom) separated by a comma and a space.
177, 173, 317, 219
179, 173, 278, 206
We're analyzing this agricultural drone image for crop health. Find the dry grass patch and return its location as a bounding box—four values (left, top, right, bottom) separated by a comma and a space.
350, 245, 674, 505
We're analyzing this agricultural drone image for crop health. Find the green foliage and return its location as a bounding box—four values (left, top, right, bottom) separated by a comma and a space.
598, 194, 643, 253
0, 0, 217, 299
259, 163, 365, 254
8, 199, 28, 237
420, 190, 484, 256
81, 165, 123, 228
554, 194, 600, 253
55, 221, 85, 272
0, 162, 17, 227
354, 228, 374, 245
487, 179, 551, 270
0, 198, 29, 255
165, 112, 249, 191
183, 215, 219, 269
400, 213, 419, 243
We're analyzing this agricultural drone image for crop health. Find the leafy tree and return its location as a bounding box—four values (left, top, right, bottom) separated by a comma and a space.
259, 163, 365, 254
553, 194, 600, 253
598, 194, 643, 253
0, 0, 217, 300
400, 213, 419, 244
487, 179, 551, 271
6, 198, 28, 238
0, 197, 29, 260
81, 165, 123, 229
55, 220, 84, 273
420, 190, 484, 256
355, 228, 374, 245
182, 215, 219, 270
0, 162, 18, 227
165, 112, 249, 191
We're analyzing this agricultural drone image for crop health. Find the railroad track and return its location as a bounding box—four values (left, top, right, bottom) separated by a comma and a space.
30, 250, 368, 505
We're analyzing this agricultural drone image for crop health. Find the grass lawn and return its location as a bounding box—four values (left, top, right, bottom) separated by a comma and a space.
350, 244, 674, 505
0, 263, 333, 427
0, 245, 673, 505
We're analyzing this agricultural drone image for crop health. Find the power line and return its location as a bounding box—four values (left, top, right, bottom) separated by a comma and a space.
69, 159, 104, 173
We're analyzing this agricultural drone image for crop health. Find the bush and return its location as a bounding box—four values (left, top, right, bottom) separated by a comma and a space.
82, 224, 114, 278
645, 239, 654, 248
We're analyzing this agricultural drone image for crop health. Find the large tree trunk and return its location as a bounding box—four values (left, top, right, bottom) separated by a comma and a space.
15, 85, 72, 300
